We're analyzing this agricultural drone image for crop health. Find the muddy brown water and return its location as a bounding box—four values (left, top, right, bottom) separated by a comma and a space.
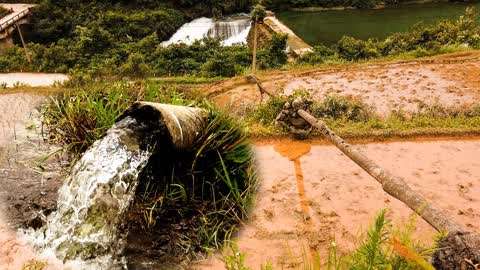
195, 139, 480, 269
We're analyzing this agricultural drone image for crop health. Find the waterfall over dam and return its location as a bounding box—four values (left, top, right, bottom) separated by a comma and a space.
163, 15, 251, 46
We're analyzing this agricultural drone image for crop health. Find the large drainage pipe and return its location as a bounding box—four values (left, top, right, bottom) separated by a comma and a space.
118, 102, 206, 150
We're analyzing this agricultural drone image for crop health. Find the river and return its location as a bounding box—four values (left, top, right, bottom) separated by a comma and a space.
277, 2, 480, 45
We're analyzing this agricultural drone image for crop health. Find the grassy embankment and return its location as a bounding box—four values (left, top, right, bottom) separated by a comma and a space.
244, 87, 480, 141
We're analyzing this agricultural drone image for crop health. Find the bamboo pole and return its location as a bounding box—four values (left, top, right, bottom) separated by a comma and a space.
246, 74, 275, 98
297, 109, 463, 233
252, 19, 258, 74
15, 22, 31, 63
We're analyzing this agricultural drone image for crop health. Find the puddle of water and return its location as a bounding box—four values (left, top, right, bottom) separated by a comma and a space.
274, 141, 312, 221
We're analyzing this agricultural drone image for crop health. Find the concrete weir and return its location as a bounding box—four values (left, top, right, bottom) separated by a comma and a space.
264, 14, 313, 56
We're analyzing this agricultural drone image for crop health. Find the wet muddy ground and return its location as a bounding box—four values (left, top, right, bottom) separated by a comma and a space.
0, 92, 63, 269
207, 51, 480, 116
196, 139, 480, 269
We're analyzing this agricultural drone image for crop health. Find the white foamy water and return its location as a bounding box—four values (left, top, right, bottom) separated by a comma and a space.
26, 117, 154, 269
163, 15, 251, 46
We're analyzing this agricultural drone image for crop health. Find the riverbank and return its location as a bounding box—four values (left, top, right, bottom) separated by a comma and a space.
288, 0, 452, 12
278, 1, 480, 45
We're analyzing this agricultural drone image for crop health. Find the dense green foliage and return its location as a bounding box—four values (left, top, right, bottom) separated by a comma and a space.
0, 0, 283, 77
0, 34, 287, 77
298, 7, 480, 63
263, 0, 476, 9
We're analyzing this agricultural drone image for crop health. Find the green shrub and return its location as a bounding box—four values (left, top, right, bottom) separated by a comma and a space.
337, 36, 381, 61
119, 53, 152, 78
298, 44, 337, 64
312, 95, 373, 122
258, 33, 288, 69
201, 52, 237, 77
251, 4, 267, 22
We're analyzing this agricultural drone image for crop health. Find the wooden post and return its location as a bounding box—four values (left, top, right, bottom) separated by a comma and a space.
297, 109, 480, 269
15, 22, 31, 63
246, 74, 275, 98
297, 109, 463, 233
252, 19, 258, 74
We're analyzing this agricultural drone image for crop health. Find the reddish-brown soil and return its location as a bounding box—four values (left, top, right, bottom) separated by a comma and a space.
195, 139, 480, 269
205, 51, 480, 116
0, 92, 63, 269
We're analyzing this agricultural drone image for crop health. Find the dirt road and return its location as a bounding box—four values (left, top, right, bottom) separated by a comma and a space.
206, 51, 480, 116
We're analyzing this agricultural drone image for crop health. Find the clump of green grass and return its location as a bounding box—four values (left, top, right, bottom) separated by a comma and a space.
222, 210, 435, 270
245, 91, 480, 139
246, 91, 374, 133
125, 104, 256, 264
42, 80, 199, 154
347, 210, 435, 270
312, 95, 374, 122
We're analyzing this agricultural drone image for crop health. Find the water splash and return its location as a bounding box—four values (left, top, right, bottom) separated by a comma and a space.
26, 117, 159, 269
163, 15, 251, 46
20, 103, 205, 269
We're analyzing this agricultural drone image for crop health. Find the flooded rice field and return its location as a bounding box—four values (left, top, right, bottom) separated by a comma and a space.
0, 92, 479, 269
207, 52, 480, 116
196, 139, 480, 269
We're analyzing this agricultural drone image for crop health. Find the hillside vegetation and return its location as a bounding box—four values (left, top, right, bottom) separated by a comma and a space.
263, 0, 478, 9
0, 1, 479, 80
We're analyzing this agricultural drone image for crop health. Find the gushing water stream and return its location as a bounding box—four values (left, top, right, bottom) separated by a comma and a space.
27, 117, 157, 269
23, 103, 205, 269
163, 15, 251, 46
